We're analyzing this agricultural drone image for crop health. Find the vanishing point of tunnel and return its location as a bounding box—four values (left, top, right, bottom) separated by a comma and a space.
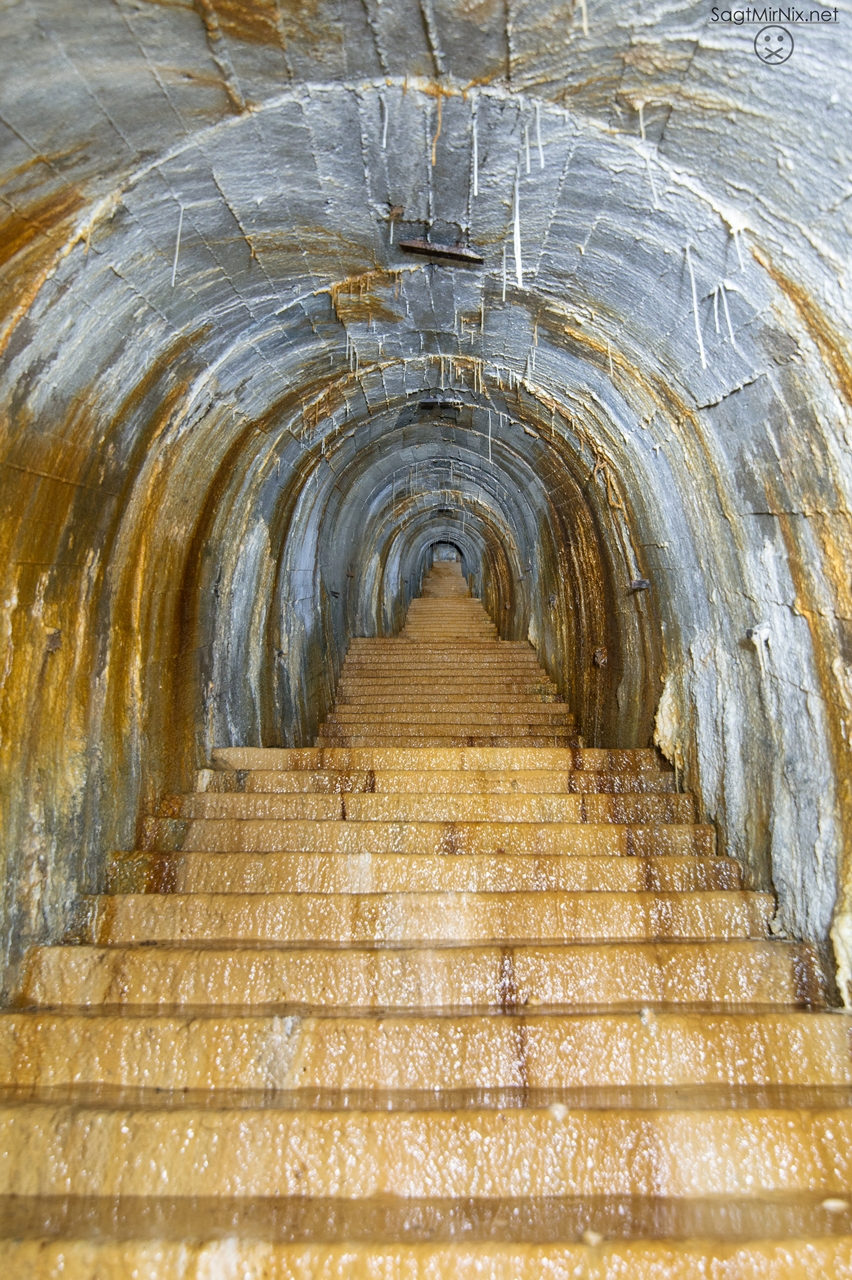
1, 1, 852, 1275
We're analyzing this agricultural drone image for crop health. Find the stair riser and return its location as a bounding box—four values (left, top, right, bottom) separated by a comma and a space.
159, 795, 695, 824
341, 662, 554, 669
317, 727, 577, 739
89, 891, 773, 945
340, 673, 544, 681
2, 1106, 850, 1197
324, 720, 575, 733
337, 691, 558, 700
340, 660, 544, 668
145, 819, 714, 857
343, 648, 539, 654
315, 737, 582, 749
5, 1240, 852, 1280
108, 853, 740, 895
1, 1013, 848, 1090
21, 941, 819, 1008
335, 695, 560, 704
213, 770, 677, 796
325, 710, 573, 724
210, 747, 670, 774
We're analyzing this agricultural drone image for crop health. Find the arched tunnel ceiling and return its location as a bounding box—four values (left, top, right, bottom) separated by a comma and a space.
2, 1, 852, 995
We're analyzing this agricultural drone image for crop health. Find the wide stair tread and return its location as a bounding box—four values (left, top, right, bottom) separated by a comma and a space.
4, 558, 848, 1272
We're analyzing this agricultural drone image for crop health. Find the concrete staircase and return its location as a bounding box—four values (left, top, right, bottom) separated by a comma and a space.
317, 561, 578, 749
2, 559, 851, 1276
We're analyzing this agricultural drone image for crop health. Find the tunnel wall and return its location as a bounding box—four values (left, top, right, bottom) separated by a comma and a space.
1, 2, 851, 1000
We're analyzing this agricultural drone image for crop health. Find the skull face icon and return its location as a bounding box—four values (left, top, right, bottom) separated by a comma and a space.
754, 25, 794, 64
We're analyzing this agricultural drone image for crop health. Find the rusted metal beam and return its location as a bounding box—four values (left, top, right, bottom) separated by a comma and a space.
398, 238, 484, 265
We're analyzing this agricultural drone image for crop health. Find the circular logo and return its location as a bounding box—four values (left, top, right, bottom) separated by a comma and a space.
754, 25, 794, 64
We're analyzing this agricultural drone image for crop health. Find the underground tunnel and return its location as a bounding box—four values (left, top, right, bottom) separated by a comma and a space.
1, 1, 852, 1274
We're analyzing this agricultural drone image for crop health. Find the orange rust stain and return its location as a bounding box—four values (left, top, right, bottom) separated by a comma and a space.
754, 246, 852, 409
0, 185, 84, 272
330, 269, 404, 328
0, 146, 85, 197
204, 0, 283, 45
249, 224, 379, 276
456, 0, 505, 19
189, 0, 331, 47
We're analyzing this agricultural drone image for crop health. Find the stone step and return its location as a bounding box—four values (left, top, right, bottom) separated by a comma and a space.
316, 730, 580, 746
339, 670, 548, 680
322, 708, 574, 725
86, 890, 774, 945
345, 651, 532, 659
1, 1010, 849, 1091
210, 746, 672, 774
108, 852, 741, 896
343, 655, 538, 663
2, 1100, 850, 1198
159, 792, 695, 824
340, 672, 547, 681
341, 658, 545, 667
6, 1234, 852, 1280
336, 687, 552, 699
21, 939, 823, 1008
334, 675, 554, 687
347, 638, 534, 646
335, 702, 564, 712
335, 686, 560, 696
143, 817, 714, 855
335, 691, 560, 701
197, 768, 677, 795
316, 723, 577, 733
320, 716, 576, 729
316, 735, 582, 749
344, 646, 540, 653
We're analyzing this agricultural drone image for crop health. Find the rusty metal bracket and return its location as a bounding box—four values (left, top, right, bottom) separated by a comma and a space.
398, 238, 484, 265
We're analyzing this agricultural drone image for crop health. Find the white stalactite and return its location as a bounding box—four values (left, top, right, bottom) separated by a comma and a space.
535, 102, 544, 169
685, 245, 707, 369
513, 172, 523, 288
171, 205, 184, 287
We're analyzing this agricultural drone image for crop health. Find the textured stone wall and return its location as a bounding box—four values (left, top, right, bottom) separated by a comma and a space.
1, 1, 851, 998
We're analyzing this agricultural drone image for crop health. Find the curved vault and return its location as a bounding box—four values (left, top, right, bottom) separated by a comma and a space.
0, 4, 851, 1000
